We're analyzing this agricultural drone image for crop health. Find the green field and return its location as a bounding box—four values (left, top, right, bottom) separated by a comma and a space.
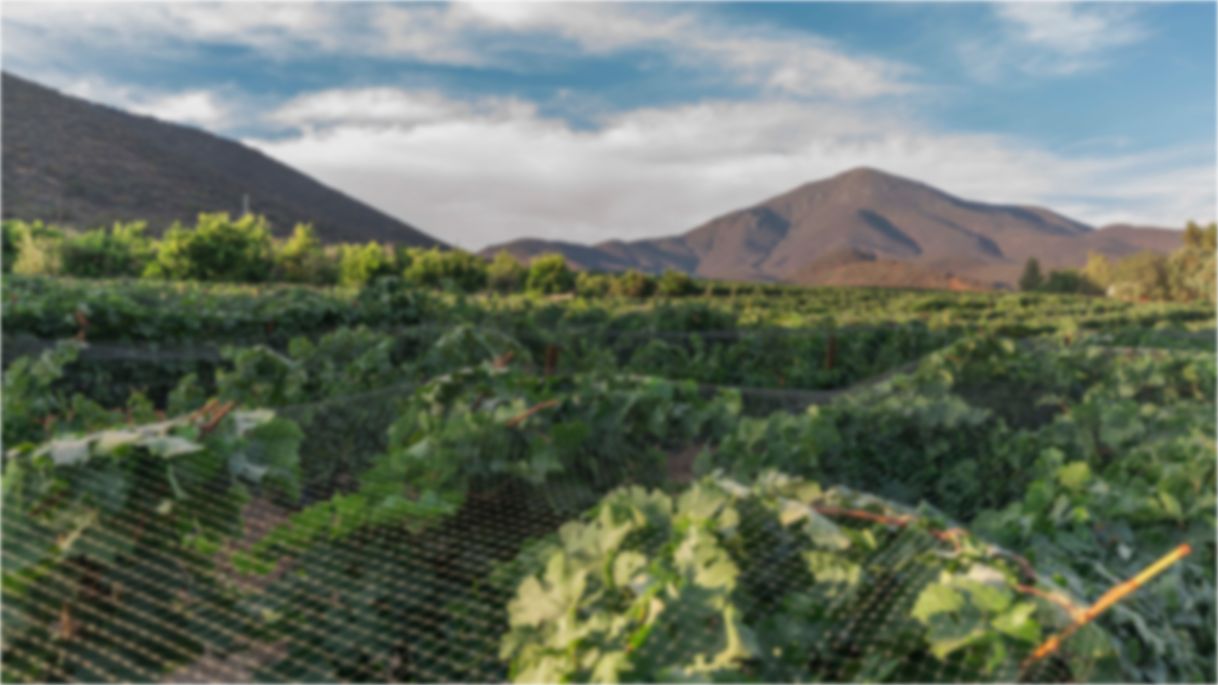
2, 275, 1214, 683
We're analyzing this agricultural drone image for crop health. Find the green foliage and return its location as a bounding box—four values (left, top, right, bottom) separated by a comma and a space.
501, 472, 1105, 682
274, 224, 336, 284
610, 269, 657, 298
403, 247, 488, 292
1019, 258, 1044, 292
60, 222, 155, 278
487, 250, 527, 292
3, 220, 25, 273
656, 269, 699, 297
147, 213, 275, 282
9, 220, 64, 276
338, 241, 398, 287
1040, 269, 1103, 295
1, 410, 302, 682
575, 271, 611, 298
526, 253, 575, 294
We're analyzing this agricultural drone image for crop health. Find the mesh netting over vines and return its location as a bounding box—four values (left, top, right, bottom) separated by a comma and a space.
2, 320, 1214, 683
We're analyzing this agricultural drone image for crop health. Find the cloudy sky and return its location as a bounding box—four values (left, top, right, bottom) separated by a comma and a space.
4, 2, 1214, 249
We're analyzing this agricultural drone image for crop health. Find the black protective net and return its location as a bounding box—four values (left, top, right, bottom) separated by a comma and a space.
2, 322, 1213, 683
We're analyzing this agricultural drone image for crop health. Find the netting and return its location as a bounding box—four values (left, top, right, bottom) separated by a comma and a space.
2, 316, 1214, 683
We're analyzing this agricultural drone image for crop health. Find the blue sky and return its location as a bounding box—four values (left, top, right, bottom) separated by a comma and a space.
4, 2, 1214, 249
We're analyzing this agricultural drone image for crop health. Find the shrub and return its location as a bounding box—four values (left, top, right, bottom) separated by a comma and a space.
574, 271, 611, 298
403, 248, 488, 292
8, 220, 63, 276
2, 220, 23, 273
146, 213, 274, 282
275, 224, 337, 284
487, 250, 526, 293
339, 241, 398, 287
1039, 269, 1102, 295
525, 253, 575, 294
60, 221, 154, 278
656, 269, 698, 296
609, 269, 656, 298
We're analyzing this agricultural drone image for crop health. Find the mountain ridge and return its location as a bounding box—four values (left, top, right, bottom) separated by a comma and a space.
1, 71, 442, 246
484, 166, 1180, 289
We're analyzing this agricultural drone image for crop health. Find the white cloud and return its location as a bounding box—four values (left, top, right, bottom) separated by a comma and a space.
452, 3, 915, 99
965, 3, 1150, 78
995, 3, 1147, 56
3, 2, 915, 100
246, 88, 1212, 250
268, 88, 537, 129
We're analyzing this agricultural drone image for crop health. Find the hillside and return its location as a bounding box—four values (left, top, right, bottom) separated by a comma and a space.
484, 167, 1182, 289
1, 72, 441, 246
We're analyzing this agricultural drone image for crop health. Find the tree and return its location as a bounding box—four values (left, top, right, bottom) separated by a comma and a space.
1108, 251, 1170, 301
61, 222, 154, 278
9, 220, 64, 276
525, 253, 575, 294
338, 242, 398, 287
656, 269, 698, 297
574, 271, 610, 298
147, 213, 274, 282
609, 269, 656, 298
487, 250, 526, 293
275, 224, 336, 284
403, 248, 488, 292
1040, 269, 1102, 295
3, 221, 25, 273
1018, 258, 1044, 292
1081, 252, 1113, 291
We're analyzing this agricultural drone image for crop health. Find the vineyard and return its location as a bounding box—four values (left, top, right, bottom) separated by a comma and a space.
1, 274, 1215, 683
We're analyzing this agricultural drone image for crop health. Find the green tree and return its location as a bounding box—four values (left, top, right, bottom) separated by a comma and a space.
1081, 252, 1113, 291
3, 220, 25, 273
275, 224, 336, 284
338, 242, 398, 287
656, 269, 698, 296
1018, 257, 1044, 292
609, 269, 656, 298
574, 271, 610, 298
486, 250, 526, 293
1040, 269, 1102, 295
403, 248, 488, 292
1108, 251, 1170, 301
525, 253, 575, 294
147, 213, 274, 282
10, 220, 64, 276
61, 222, 154, 278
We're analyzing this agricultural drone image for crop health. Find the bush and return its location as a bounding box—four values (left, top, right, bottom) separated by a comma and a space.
146, 213, 274, 282
574, 271, 611, 298
609, 269, 656, 298
2, 220, 22, 273
403, 247, 488, 292
8, 220, 63, 276
339, 241, 398, 287
275, 224, 337, 284
487, 250, 526, 293
1018, 258, 1043, 292
525, 253, 575, 294
656, 269, 698, 296
60, 222, 154, 278
1039, 269, 1102, 295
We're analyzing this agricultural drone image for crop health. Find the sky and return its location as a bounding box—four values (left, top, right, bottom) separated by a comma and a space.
3, 1, 1215, 250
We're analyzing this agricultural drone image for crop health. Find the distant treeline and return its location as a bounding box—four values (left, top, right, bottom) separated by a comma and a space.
4, 213, 1213, 303
1017, 222, 1216, 305
0, 213, 722, 297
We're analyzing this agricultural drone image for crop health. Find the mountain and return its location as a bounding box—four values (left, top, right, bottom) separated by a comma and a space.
1, 72, 441, 246
484, 167, 1182, 289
